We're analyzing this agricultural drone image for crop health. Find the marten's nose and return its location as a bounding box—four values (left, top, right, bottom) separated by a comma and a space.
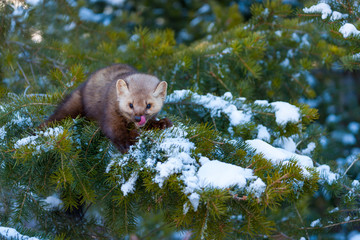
134, 116, 141, 122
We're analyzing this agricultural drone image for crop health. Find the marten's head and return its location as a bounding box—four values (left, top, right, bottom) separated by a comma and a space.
116, 74, 167, 127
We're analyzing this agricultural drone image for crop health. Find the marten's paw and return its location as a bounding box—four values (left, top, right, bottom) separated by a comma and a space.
146, 118, 173, 130
158, 117, 173, 129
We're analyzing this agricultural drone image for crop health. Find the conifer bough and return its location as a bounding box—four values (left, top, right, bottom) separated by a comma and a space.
0, 89, 322, 238
2, 0, 359, 238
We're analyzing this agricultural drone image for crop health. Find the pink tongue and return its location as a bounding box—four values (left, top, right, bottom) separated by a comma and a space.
138, 115, 146, 126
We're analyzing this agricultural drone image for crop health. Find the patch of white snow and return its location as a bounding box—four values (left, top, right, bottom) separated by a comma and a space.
197, 159, 254, 189
317, 165, 339, 185
42, 194, 63, 210
339, 23, 360, 38
257, 125, 271, 142
310, 218, 322, 227
121, 172, 138, 196
303, 3, 332, 19
270, 102, 300, 126
246, 139, 313, 177
0, 226, 40, 240
0, 126, 6, 140
302, 142, 316, 155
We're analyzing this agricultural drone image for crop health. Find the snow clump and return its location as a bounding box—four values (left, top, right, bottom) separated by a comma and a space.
339, 23, 360, 38
317, 165, 339, 185
255, 100, 301, 126
270, 102, 300, 125
257, 125, 271, 142
310, 218, 322, 227
0, 226, 40, 240
302, 142, 316, 155
121, 172, 139, 196
42, 194, 63, 210
197, 158, 255, 189
303, 3, 332, 19
246, 139, 313, 177
0, 126, 6, 140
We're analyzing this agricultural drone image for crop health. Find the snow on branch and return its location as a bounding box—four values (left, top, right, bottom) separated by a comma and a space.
339, 23, 360, 38
165, 89, 339, 186
303, 3, 332, 19
246, 139, 340, 185
0, 226, 40, 240
106, 122, 327, 215
270, 102, 300, 125
166, 90, 251, 126
246, 139, 313, 177
107, 125, 267, 211
303, 2, 360, 39
166, 90, 301, 127
303, 3, 348, 21
14, 126, 65, 152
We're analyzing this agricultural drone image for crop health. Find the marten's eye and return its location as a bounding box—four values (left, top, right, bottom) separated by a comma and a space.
146, 104, 151, 109
129, 103, 133, 109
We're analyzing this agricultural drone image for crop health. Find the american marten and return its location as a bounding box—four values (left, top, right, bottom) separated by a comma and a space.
41, 64, 172, 153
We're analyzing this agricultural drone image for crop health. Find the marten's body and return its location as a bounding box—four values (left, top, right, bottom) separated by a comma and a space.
42, 64, 172, 153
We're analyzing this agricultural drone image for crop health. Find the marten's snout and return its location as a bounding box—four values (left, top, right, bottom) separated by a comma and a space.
134, 116, 141, 122
134, 115, 147, 127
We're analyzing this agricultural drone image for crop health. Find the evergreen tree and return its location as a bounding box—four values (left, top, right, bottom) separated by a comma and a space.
1, 0, 360, 239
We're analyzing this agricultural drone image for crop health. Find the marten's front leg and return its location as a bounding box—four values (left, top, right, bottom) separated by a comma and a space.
101, 115, 139, 153
145, 118, 173, 130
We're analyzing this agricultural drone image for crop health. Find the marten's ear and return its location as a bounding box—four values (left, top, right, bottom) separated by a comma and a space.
116, 79, 130, 96
153, 81, 167, 99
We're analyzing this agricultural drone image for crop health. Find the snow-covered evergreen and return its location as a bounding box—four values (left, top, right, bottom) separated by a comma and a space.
2, 0, 360, 239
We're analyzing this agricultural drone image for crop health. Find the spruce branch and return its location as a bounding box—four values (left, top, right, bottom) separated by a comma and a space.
60, 154, 67, 185
343, 154, 360, 176
211, 117, 218, 131
87, 143, 111, 175
200, 205, 209, 239
139, 222, 172, 239
300, 218, 360, 230
17, 175, 32, 222
6, 40, 67, 70
189, 134, 224, 145
330, 29, 343, 38
231, 194, 248, 201
334, 0, 348, 11
175, 104, 184, 118
296, 13, 322, 18
16, 61, 31, 95
208, 71, 231, 92
238, 56, 258, 78
271, 232, 294, 240
0, 102, 56, 120
125, 201, 128, 234
341, 183, 360, 198
268, 173, 291, 188
251, 110, 274, 116
84, 127, 101, 158
29, 61, 36, 84
294, 204, 310, 240
70, 159, 95, 204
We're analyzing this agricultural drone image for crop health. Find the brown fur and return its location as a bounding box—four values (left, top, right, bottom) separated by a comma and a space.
42, 64, 172, 153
